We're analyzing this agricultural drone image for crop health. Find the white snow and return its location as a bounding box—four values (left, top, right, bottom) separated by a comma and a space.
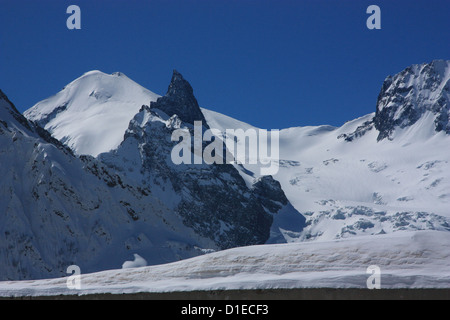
122, 254, 148, 269
24, 71, 160, 157
203, 108, 450, 242
0, 230, 449, 297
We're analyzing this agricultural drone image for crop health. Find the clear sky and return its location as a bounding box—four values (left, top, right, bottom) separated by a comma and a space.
0, 0, 449, 129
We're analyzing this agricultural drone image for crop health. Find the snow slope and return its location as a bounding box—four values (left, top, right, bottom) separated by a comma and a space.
203, 109, 450, 241
25, 71, 160, 157
1, 230, 449, 297
202, 60, 450, 242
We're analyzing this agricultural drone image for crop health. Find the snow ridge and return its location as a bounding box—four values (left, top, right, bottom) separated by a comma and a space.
25, 71, 160, 157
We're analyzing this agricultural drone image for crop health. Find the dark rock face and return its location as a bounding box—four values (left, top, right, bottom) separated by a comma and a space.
373, 60, 450, 141
251, 176, 288, 212
338, 120, 374, 142
33, 103, 68, 128
151, 70, 208, 126
102, 105, 279, 249
100, 72, 304, 250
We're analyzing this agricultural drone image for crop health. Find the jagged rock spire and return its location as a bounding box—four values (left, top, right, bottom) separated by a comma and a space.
150, 70, 207, 126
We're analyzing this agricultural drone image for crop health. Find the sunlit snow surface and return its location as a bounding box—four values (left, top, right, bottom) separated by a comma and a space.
25, 71, 160, 157
203, 108, 450, 242
1, 231, 449, 296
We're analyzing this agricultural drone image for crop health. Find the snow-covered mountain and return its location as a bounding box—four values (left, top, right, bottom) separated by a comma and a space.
374, 60, 450, 141
205, 60, 450, 242
23, 59, 450, 244
0, 89, 226, 281
25, 71, 160, 157
0, 70, 303, 281
1, 59, 449, 286
97, 71, 304, 249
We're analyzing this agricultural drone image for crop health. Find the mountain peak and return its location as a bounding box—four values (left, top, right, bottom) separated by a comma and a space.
24, 71, 160, 157
167, 69, 195, 99
373, 60, 450, 141
150, 70, 207, 126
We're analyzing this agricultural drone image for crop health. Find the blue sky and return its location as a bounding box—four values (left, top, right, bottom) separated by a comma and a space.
0, 0, 449, 129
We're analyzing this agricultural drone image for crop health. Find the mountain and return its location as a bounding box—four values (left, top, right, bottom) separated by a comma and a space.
3, 59, 449, 284
24, 71, 160, 157
374, 60, 450, 141
1, 89, 227, 280
1, 71, 304, 281
25, 69, 305, 249
202, 60, 450, 241
151, 70, 208, 126
23, 60, 450, 245
97, 72, 305, 249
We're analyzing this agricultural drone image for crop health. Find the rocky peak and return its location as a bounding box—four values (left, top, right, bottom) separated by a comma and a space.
373, 60, 450, 141
150, 70, 207, 126
167, 70, 194, 98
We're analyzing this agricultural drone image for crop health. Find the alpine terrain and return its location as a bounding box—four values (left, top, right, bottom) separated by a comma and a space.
0, 60, 449, 293
0, 69, 303, 281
